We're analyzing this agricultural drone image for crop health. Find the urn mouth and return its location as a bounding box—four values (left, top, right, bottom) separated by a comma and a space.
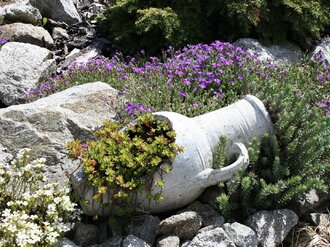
244, 95, 274, 135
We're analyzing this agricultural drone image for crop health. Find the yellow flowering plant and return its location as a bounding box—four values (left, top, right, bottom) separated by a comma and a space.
67, 113, 183, 218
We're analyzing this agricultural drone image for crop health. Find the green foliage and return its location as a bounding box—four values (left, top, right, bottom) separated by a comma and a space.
103, 0, 330, 54
212, 136, 228, 169
67, 113, 183, 217
215, 81, 330, 221
42, 17, 48, 27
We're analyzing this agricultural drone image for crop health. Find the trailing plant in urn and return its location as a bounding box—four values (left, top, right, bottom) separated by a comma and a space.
67, 113, 183, 217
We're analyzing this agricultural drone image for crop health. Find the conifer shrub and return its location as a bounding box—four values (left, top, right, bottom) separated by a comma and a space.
103, 0, 330, 54
215, 80, 330, 221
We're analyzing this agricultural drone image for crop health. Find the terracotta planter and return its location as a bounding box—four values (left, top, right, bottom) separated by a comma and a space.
71, 95, 274, 216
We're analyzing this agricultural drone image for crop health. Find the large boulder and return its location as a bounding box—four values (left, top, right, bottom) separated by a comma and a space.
30, 0, 81, 25
0, 42, 55, 106
0, 23, 54, 48
234, 38, 303, 64
310, 37, 330, 64
245, 209, 299, 247
0, 82, 120, 187
0, 1, 42, 25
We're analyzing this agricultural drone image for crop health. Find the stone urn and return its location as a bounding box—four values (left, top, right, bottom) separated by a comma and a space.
71, 95, 274, 216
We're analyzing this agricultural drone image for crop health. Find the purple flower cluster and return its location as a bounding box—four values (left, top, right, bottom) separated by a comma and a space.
125, 103, 153, 116
27, 40, 329, 116
317, 98, 330, 115
0, 38, 8, 45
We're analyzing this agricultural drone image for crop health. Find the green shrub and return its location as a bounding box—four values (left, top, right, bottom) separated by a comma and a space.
67, 113, 183, 217
103, 0, 330, 54
215, 81, 330, 221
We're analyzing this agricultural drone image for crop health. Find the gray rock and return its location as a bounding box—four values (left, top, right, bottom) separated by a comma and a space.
186, 227, 236, 247
0, 143, 12, 163
310, 37, 330, 64
295, 190, 330, 217
74, 223, 99, 247
180, 240, 191, 247
0, 23, 54, 48
61, 39, 109, 69
55, 237, 80, 247
309, 213, 330, 226
52, 27, 70, 40
157, 211, 202, 240
30, 0, 81, 25
180, 201, 225, 227
245, 209, 299, 247
0, 2, 42, 25
0, 42, 55, 105
95, 235, 122, 247
130, 215, 161, 246
223, 222, 257, 247
157, 235, 180, 247
122, 235, 151, 247
0, 82, 120, 187
96, 220, 111, 243
234, 38, 302, 64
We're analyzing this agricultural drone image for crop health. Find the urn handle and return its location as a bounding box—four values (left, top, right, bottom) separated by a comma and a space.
196, 142, 249, 188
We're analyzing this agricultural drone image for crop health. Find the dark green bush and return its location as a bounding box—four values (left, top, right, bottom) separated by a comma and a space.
215, 81, 330, 221
103, 0, 330, 54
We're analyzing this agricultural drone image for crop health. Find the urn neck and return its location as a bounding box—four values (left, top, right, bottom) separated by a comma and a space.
193, 95, 274, 156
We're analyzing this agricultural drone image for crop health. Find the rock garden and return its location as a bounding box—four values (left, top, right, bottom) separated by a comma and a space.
0, 0, 330, 247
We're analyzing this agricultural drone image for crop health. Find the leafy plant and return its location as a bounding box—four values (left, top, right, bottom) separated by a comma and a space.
215, 80, 330, 221
0, 149, 81, 247
67, 113, 183, 217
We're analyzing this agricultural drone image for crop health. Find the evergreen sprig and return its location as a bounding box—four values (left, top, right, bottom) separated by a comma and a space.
215, 80, 330, 221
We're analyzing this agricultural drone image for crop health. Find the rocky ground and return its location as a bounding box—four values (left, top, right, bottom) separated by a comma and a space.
0, 0, 330, 247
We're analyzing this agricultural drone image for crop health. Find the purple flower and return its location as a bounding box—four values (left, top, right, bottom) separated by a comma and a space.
183, 79, 191, 85
125, 102, 153, 116
237, 73, 244, 80
317, 75, 325, 83
0, 38, 8, 44
133, 67, 144, 74
179, 91, 187, 98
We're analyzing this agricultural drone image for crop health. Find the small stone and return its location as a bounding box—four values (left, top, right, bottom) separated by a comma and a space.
309, 213, 330, 226
99, 235, 122, 247
55, 237, 79, 247
130, 215, 160, 246
52, 27, 70, 40
156, 236, 180, 247
245, 209, 299, 247
74, 223, 99, 247
223, 222, 257, 247
179, 201, 225, 227
186, 226, 236, 247
157, 211, 202, 240
122, 235, 150, 247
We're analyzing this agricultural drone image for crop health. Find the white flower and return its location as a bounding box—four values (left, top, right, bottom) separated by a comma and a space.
0, 149, 81, 246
